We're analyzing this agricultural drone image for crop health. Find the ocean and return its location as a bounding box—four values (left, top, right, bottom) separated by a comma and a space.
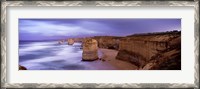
19, 41, 116, 70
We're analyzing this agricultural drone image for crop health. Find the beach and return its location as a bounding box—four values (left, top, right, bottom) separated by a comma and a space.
99, 48, 138, 70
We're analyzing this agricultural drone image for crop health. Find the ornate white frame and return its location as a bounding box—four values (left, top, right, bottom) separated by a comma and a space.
1, 1, 199, 89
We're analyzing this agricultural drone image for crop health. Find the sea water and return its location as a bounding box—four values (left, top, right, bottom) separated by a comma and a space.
19, 41, 116, 70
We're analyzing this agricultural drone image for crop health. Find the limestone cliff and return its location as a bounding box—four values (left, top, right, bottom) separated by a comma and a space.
142, 36, 181, 70
93, 36, 122, 50
116, 31, 181, 69
71, 38, 84, 42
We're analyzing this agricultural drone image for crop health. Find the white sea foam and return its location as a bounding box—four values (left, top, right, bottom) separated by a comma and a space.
19, 46, 52, 56
19, 41, 65, 56
19, 42, 114, 70
20, 44, 83, 69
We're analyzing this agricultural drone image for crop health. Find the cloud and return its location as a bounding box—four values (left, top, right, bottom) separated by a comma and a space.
19, 19, 181, 40
19, 20, 105, 37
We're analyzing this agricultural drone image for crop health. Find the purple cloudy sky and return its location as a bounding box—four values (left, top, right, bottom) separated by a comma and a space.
19, 19, 181, 41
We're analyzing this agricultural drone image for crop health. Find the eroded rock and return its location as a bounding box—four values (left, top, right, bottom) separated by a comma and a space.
67, 38, 74, 45
82, 38, 98, 61
116, 31, 181, 69
93, 36, 121, 50
19, 65, 27, 70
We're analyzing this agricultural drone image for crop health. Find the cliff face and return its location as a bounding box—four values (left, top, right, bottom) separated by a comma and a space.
93, 36, 122, 50
72, 38, 84, 42
142, 36, 181, 70
116, 31, 181, 69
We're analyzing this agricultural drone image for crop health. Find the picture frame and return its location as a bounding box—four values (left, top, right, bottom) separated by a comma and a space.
1, 0, 199, 89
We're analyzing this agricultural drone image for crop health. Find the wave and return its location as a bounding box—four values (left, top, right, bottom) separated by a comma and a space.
19, 41, 114, 70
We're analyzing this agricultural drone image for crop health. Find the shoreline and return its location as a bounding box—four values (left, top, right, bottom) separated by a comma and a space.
99, 48, 138, 70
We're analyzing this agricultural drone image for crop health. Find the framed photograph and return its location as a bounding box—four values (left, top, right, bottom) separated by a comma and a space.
1, 0, 199, 89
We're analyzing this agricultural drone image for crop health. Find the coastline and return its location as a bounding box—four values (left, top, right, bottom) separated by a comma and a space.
99, 48, 138, 70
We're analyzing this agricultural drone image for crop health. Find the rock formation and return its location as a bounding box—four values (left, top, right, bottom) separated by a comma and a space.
72, 38, 84, 42
116, 31, 181, 69
60, 30, 180, 70
67, 38, 74, 45
82, 38, 98, 61
19, 65, 27, 70
141, 36, 181, 70
93, 36, 121, 50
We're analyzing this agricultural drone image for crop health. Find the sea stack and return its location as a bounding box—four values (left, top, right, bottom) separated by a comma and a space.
67, 38, 74, 45
82, 38, 98, 61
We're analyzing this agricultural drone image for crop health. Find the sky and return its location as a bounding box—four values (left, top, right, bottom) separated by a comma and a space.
19, 19, 181, 41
